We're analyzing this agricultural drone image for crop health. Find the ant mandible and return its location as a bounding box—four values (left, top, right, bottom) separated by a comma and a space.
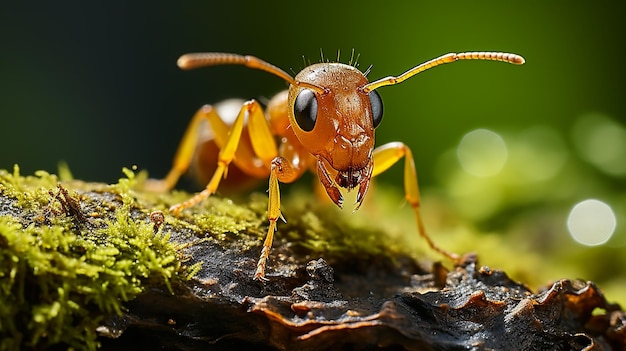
147, 51, 525, 280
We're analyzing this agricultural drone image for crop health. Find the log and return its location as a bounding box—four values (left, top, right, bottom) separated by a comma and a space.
0, 167, 624, 350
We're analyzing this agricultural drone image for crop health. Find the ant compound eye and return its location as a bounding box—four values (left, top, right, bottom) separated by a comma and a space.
294, 89, 318, 132
369, 90, 383, 128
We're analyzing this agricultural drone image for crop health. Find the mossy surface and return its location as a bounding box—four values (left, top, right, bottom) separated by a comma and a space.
0, 166, 202, 350
0, 166, 408, 350
1, 165, 624, 350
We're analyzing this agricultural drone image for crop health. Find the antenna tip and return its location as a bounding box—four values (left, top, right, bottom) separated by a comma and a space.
177, 55, 191, 69
511, 54, 526, 65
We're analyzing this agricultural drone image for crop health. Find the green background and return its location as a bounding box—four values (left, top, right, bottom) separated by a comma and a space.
2, 2, 625, 303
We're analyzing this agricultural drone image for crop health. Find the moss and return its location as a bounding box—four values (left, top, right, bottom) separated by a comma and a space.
0, 166, 400, 349
0, 164, 415, 350
2, 161, 624, 349
12, 162, 594, 350
0, 166, 200, 351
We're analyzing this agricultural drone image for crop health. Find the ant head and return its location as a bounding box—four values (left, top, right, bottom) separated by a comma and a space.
287, 63, 382, 180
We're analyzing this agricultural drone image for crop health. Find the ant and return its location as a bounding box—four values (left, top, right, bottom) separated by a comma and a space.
146, 51, 525, 280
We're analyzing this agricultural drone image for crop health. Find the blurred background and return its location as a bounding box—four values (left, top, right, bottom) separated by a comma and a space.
1, 2, 624, 304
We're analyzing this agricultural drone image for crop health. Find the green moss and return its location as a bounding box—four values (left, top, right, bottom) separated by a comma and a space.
0, 166, 200, 351
282, 205, 398, 259
0, 165, 59, 212
4, 161, 623, 348
184, 196, 265, 242
1, 166, 404, 350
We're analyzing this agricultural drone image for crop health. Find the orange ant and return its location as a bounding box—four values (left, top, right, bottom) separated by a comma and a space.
146, 51, 525, 280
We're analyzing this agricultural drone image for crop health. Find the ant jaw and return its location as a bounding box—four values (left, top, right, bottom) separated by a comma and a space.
316, 159, 344, 208
354, 175, 371, 212
354, 160, 373, 212
316, 158, 373, 211
334, 161, 373, 212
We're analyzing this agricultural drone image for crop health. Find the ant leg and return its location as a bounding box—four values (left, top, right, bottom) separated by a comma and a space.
170, 100, 273, 214
254, 156, 299, 280
372, 142, 462, 263
145, 105, 229, 192
254, 160, 281, 281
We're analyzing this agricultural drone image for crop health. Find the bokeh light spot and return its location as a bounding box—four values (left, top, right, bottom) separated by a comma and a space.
567, 199, 616, 246
572, 113, 626, 176
457, 129, 507, 177
514, 126, 568, 182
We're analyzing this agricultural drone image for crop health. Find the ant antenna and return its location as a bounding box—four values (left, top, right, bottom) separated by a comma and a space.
178, 52, 296, 85
363, 51, 525, 92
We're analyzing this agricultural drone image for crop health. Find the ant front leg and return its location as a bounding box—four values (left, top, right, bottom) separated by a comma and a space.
168, 100, 275, 215
254, 156, 300, 281
372, 142, 462, 263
